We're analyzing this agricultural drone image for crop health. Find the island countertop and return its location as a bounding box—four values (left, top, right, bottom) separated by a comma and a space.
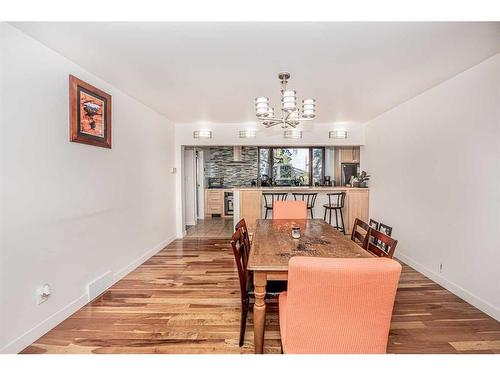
207, 186, 369, 191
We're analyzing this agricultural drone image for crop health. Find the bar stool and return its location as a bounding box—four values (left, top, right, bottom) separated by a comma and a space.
262, 192, 288, 219
292, 193, 318, 219
323, 192, 346, 234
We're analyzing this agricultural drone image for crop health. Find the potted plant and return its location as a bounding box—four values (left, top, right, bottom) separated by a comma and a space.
356, 171, 370, 188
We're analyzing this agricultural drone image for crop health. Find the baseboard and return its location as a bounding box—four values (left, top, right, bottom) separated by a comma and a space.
1, 235, 176, 354
113, 235, 176, 282
0, 294, 88, 354
185, 220, 196, 226
396, 253, 500, 322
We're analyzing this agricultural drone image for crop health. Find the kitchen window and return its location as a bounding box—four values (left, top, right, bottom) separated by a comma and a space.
258, 147, 325, 186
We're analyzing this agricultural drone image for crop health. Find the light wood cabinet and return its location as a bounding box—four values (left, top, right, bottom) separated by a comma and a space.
205, 190, 224, 216
340, 147, 360, 163
239, 190, 262, 232
344, 189, 369, 234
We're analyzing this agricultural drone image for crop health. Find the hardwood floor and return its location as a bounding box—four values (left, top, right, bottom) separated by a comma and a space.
185, 218, 234, 239
22, 238, 500, 354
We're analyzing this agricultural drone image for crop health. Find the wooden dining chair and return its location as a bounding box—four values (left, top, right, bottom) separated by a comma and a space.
368, 219, 380, 245
273, 200, 307, 220
351, 218, 370, 248
235, 218, 251, 259
230, 226, 287, 346
366, 228, 398, 259
377, 223, 393, 252
279, 257, 402, 353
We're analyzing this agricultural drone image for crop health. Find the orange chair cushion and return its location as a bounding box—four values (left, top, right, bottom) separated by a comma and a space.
279, 257, 401, 354
273, 200, 307, 220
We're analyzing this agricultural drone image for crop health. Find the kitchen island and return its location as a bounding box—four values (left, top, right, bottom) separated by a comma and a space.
231, 186, 369, 235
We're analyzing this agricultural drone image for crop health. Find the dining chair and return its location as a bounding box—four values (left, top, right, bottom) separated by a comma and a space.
292, 192, 318, 219
351, 218, 370, 248
278, 256, 402, 354
377, 222, 393, 251
272, 200, 307, 220
368, 219, 380, 245
262, 192, 288, 219
366, 227, 398, 259
235, 218, 251, 258
230, 226, 287, 346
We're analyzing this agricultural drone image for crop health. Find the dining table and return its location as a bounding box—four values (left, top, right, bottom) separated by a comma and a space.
247, 218, 373, 354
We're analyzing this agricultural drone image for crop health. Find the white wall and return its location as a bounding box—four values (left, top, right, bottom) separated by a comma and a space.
183, 149, 196, 226
0, 23, 177, 353
364, 53, 500, 321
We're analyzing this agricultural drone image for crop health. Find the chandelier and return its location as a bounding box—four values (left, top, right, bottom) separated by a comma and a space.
255, 72, 316, 128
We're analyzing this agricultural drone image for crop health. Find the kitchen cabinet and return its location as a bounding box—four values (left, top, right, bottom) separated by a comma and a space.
239, 190, 262, 232
344, 189, 369, 234
340, 147, 360, 163
205, 190, 224, 216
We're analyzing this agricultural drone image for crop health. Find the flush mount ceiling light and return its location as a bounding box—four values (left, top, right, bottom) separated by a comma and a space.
239, 129, 256, 138
329, 130, 348, 139
193, 130, 212, 139
284, 129, 302, 139
255, 72, 316, 129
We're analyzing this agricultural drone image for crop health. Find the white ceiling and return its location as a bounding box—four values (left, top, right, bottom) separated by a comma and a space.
11, 22, 500, 124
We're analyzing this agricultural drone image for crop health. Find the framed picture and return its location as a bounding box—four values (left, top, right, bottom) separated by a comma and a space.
69, 75, 112, 148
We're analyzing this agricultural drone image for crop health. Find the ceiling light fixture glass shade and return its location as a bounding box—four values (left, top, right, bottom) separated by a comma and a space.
255, 97, 270, 117
239, 129, 256, 138
284, 129, 302, 139
302, 99, 316, 118
193, 130, 212, 139
255, 72, 316, 128
282, 90, 297, 112
329, 130, 347, 139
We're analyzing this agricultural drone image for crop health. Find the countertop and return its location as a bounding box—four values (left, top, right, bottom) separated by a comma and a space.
206, 186, 369, 191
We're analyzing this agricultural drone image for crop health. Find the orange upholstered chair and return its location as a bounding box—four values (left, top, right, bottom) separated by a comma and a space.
279, 257, 402, 354
273, 200, 307, 220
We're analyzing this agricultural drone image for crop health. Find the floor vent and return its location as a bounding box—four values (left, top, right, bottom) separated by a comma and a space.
87, 271, 113, 301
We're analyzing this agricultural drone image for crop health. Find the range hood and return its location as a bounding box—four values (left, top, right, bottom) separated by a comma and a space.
232, 146, 242, 162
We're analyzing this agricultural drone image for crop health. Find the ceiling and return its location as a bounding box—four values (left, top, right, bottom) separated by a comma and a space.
11, 22, 500, 124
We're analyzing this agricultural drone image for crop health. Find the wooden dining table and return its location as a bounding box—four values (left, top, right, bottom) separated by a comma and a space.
247, 218, 373, 354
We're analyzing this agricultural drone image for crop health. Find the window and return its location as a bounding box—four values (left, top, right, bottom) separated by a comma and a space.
258, 147, 325, 186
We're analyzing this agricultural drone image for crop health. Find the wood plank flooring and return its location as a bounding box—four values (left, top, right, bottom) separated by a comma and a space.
22, 238, 500, 354
185, 218, 234, 239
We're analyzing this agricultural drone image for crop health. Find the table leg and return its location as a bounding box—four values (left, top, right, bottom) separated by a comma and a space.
253, 271, 267, 354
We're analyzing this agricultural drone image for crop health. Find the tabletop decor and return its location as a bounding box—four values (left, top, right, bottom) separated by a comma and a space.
69, 75, 112, 148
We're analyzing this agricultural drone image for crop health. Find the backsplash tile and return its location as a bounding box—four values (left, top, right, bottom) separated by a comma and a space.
204, 146, 258, 187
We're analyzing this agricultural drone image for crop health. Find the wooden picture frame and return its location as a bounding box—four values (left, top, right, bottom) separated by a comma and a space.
69, 75, 112, 148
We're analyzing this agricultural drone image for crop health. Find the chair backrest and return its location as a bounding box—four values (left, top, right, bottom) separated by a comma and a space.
369, 219, 379, 230
292, 193, 318, 208
283, 256, 402, 353
379, 223, 392, 237
230, 227, 250, 301
366, 228, 398, 259
368, 219, 380, 245
326, 192, 346, 208
351, 218, 370, 248
273, 200, 307, 220
263, 192, 288, 207
235, 218, 251, 257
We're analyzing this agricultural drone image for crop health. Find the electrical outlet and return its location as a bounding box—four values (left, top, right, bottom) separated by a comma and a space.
439, 263, 443, 273
37, 284, 51, 304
